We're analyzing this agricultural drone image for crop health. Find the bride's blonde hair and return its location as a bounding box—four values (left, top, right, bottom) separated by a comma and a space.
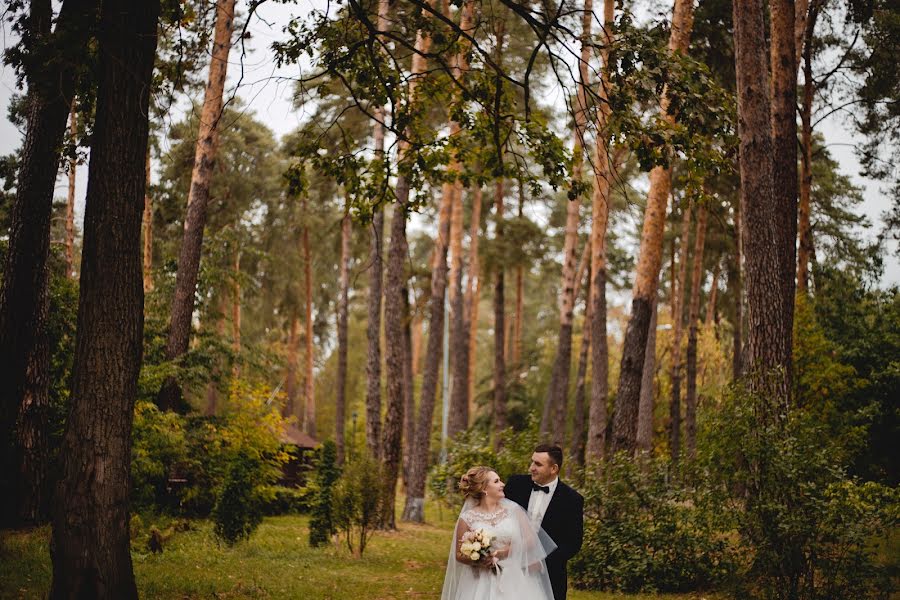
458, 466, 495, 500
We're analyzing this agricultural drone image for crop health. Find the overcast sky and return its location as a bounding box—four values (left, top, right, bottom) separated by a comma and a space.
1, 1, 896, 287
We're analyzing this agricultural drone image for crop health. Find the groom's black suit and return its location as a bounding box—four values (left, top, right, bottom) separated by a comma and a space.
505, 475, 583, 600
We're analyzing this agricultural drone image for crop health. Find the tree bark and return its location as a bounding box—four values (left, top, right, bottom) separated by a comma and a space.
636, 294, 659, 455
685, 202, 708, 460
769, 0, 798, 381
669, 203, 691, 462
303, 221, 315, 437
401, 284, 415, 488
585, 0, 615, 468
705, 259, 720, 327
142, 150, 154, 293
65, 101, 77, 278
465, 184, 483, 416
0, 0, 97, 529
336, 209, 351, 464
50, 0, 158, 593
492, 179, 508, 446
733, 0, 791, 407
448, 183, 469, 439
285, 311, 300, 417
612, 0, 695, 455
157, 0, 237, 412
571, 247, 592, 470
542, 0, 593, 443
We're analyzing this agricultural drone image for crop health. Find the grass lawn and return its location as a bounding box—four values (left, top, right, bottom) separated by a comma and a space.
1, 505, 716, 600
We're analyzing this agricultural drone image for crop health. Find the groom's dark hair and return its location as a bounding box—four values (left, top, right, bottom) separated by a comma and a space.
534, 443, 563, 469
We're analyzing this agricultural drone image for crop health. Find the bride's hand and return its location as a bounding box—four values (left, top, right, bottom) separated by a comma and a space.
491, 547, 510, 561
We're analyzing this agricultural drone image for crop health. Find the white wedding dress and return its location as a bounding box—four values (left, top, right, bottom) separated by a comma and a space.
441, 498, 556, 600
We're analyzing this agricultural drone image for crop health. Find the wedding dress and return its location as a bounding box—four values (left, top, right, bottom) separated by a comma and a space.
441, 498, 556, 600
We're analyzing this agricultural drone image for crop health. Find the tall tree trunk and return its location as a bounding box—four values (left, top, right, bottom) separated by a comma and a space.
512, 181, 526, 364
142, 150, 154, 293
796, 2, 819, 295
669, 203, 691, 462
685, 203, 708, 460
612, 0, 695, 455
770, 0, 798, 383
336, 209, 351, 464
465, 184, 483, 415
492, 179, 508, 446
585, 0, 615, 468
636, 294, 659, 455
448, 184, 469, 439
382, 3, 434, 527
303, 223, 315, 437
157, 0, 237, 412
571, 247, 592, 470
365, 209, 384, 459
381, 198, 409, 530
204, 299, 226, 416
231, 249, 242, 378
365, 0, 389, 455
542, 0, 593, 443
733, 0, 791, 407
285, 312, 300, 417
50, 0, 158, 593
0, 0, 97, 529
65, 101, 77, 278
402, 284, 415, 488
732, 202, 744, 379
705, 259, 720, 326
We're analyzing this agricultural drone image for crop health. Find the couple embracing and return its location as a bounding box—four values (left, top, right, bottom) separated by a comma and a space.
441, 444, 584, 600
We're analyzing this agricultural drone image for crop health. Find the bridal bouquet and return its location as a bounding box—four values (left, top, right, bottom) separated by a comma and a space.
460, 528, 501, 574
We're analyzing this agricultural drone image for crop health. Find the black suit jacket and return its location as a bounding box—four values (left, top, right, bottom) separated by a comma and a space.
505, 474, 584, 600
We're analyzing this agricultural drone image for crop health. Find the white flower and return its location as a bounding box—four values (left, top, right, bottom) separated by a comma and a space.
471, 541, 482, 552
482, 533, 493, 545
460, 542, 473, 554
469, 551, 480, 561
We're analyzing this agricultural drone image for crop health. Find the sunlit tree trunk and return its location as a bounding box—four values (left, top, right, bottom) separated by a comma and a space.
142, 150, 153, 293
613, 0, 695, 455
0, 0, 96, 528
571, 244, 591, 470
669, 202, 691, 461
448, 183, 469, 439
585, 0, 615, 469
50, 0, 158, 593
158, 0, 237, 412
636, 295, 659, 455
65, 101, 77, 278
302, 221, 315, 437
685, 202, 707, 459
336, 208, 351, 464
733, 0, 791, 407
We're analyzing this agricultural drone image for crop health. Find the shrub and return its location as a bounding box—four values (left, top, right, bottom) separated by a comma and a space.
258, 485, 312, 516
212, 449, 265, 545
130, 401, 188, 512
308, 440, 340, 547
332, 454, 383, 557
700, 382, 899, 600
570, 455, 736, 593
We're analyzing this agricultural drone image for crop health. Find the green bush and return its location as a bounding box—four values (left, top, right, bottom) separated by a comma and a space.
212, 450, 265, 545
308, 440, 340, 547
570, 455, 736, 593
700, 382, 899, 600
332, 454, 383, 557
258, 485, 311, 516
131, 401, 188, 511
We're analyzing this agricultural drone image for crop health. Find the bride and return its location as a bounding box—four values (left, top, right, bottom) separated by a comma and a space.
441, 466, 556, 600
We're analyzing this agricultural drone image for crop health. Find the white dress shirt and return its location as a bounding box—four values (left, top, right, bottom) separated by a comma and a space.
526, 476, 559, 525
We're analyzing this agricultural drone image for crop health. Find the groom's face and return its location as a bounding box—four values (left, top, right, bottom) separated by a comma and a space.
529, 452, 559, 485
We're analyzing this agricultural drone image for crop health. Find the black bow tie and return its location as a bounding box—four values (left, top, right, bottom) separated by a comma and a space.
531, 482, 550, 494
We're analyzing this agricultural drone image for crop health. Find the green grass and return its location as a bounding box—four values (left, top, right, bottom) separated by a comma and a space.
0, 507, 715, 600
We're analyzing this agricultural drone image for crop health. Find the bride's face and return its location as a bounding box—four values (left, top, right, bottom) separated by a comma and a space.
484, 471, 505, 501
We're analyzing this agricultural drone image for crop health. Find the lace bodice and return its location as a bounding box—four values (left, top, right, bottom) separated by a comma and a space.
461, 506, 515, 548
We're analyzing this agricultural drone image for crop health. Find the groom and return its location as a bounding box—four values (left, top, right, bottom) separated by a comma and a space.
505, 444, 584, 600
